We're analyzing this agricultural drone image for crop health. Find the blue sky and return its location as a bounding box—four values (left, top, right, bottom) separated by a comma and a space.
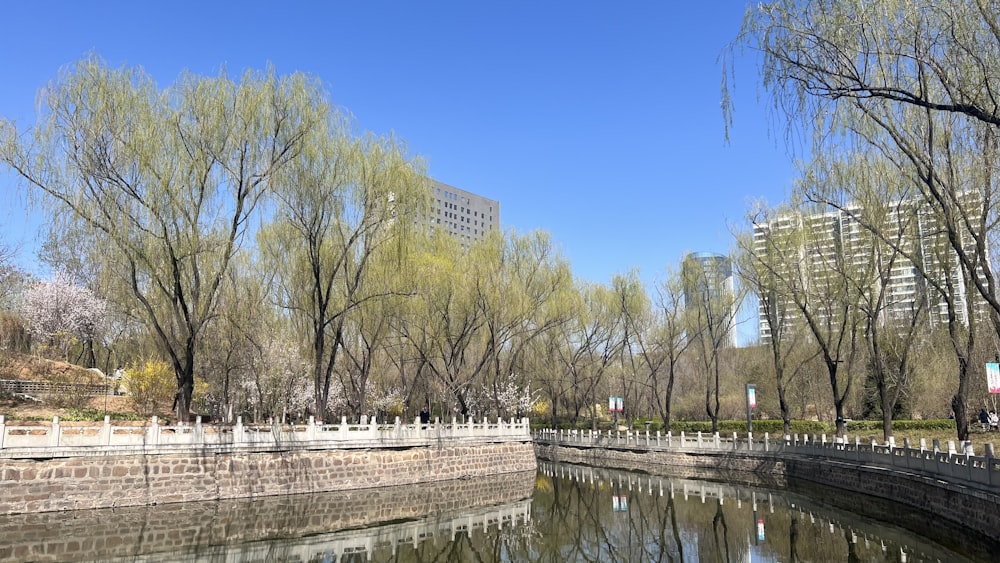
0, 1, 796, 292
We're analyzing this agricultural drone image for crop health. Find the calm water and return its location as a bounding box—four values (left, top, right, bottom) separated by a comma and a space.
0, 461, 994, 562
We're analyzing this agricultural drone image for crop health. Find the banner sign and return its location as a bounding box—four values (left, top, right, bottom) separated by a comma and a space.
747, 385, 757, 408
988, 363, 1000, 394
616, 397, 623, 412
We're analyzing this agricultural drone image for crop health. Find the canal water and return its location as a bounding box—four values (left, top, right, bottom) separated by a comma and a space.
0, 461, 993, 562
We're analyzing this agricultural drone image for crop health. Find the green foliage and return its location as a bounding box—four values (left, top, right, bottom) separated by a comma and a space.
63, 408, 144, 422
846, 419, 954, 433
122, 360, 176, 416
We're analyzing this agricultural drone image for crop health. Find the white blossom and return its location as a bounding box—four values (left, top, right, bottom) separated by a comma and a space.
21, 272, 106, 342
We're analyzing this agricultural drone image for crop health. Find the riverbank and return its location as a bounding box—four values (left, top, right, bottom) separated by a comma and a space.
0, 469, 536, 561
0, 417, 536, 515
534, 438, 1000, 543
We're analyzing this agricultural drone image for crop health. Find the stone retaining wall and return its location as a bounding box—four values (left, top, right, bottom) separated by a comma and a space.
0, 441, 536, 515
0, 469, 536, 561
535, 442, 1000, 540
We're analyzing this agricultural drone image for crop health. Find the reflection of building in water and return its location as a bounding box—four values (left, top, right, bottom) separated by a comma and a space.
537, 461, 981, 563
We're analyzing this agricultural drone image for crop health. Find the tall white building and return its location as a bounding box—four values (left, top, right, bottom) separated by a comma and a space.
426, 180, 500, 245
753, 193, 988, 343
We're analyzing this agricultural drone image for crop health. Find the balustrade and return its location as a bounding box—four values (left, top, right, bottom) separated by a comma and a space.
534, 427, 1000, 491
0, 415, 531, 458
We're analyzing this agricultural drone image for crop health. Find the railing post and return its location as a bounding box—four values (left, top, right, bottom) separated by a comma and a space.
234, 416, 244, 444
306, 416, 316, 441
149, 416, 160, 446
50, 416, 61, 447
101, 415, 111, 446
0, 415, 5, 450
730, 432, 737, 450
986, 443, 995, 486
747, 431, 753, 451
697, 431, 703, 448
195, 416, 203, 446
764, 432, 769, 452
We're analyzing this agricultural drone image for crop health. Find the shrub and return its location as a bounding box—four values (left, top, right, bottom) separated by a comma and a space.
0, 312, 30, 353
122, 360, 176, 416
64, 408, 143, 421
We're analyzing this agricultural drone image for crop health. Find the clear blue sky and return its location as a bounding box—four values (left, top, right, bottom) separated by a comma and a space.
0, 1, 796, 289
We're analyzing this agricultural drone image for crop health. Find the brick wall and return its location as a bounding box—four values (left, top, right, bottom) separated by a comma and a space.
0, 441, 536, 515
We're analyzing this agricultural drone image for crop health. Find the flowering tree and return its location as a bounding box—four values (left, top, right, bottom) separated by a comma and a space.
370, 386, 406, 420
21, 272, 106, 365
494, 374, 537, 419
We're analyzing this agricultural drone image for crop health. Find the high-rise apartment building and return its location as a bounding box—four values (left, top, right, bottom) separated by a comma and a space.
753, 193, 988, 343
682, 252, 739, 348
425, 180, 500, 245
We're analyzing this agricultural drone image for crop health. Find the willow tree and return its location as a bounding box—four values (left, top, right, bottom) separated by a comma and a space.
471, 230, 574, 419
396, 230, 487, 417
796, 153, 941, 441
733, 1, 1000, 438
737, 204, 816, 438
554, 279, 628, 429
682, 254, 741, 434
0, 58, 323, 421
262, 124, 428, 421
648, 268, 695, 431
613, 270, 655, 424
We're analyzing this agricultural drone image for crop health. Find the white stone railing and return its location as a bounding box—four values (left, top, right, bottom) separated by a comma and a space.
0, 415, 531, 459
534, 428, 1000, 491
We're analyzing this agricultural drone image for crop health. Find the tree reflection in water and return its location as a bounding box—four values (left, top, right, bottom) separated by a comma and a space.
527, 462, 989, 563
1, 462, 994, 561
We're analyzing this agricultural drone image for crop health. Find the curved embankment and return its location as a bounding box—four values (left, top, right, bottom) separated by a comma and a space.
534, 441, 1000, 544
0, 441, 536, 515
0, 469, 536, 562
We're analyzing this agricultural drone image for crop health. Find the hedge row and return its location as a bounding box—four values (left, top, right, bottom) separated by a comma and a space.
533, 418, 956, 435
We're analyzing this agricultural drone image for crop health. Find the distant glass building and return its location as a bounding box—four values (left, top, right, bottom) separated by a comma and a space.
682, 252, 738, 348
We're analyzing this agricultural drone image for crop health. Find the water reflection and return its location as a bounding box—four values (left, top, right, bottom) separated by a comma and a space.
533, 461, 989, 563
0, 470, 536, 562
0, 463, 993, 562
